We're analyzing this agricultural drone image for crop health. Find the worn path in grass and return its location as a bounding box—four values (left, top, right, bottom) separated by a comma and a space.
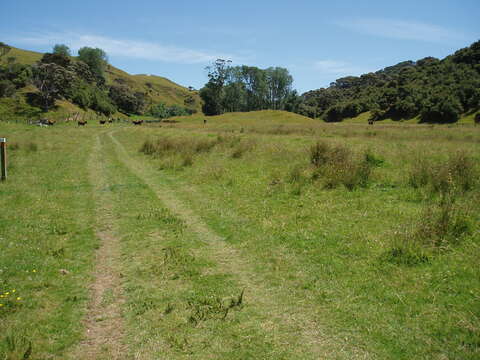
72, 134, 128, 359
109, 130, 371, 359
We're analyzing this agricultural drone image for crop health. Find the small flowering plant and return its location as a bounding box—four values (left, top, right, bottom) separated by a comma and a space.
0, 288, 23, 313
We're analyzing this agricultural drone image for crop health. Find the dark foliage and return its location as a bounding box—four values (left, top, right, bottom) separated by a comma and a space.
109, 84, 146, 114
297, 40, 480, 123
148, 102, 193, 118
200, 59, 295, 115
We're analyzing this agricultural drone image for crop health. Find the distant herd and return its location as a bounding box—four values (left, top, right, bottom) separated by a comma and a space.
32, 113, 142, 127
29, 112, 480, 127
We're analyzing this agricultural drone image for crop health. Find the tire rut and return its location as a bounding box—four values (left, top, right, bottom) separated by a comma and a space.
72, 134, 128, 360
108, 130, 371, 360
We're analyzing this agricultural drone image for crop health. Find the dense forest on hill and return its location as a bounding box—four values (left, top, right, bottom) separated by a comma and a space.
0, 43, 200, 120
296, 40, 480, 123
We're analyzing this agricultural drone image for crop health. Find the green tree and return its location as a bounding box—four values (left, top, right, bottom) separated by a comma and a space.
0, 42, 11, 59
109, 84, 145, 114
149, 102, 169, 118
40, 52, 71, 68
265, 67, 293, 110
0, 80, 15, 97
78, 47, 108, 83
32, 63, 74, 111
53, 44, 71, 57
200, 59, 231, 115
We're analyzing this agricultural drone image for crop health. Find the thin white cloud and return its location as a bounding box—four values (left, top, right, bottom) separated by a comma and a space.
336, 18, 469, 43
11, 32, 238, 64
313, 60, 369, 76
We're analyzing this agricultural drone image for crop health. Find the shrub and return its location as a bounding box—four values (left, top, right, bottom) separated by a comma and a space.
9, 142, 20, 151
382, 242, 430, 266
182, 153, 193, 167
408, 151, 477, 194
0, 80, 15, 98
384, 196, 472, 265
364, 150, 385, 167
27, 142, 38, 152
310, 141, 372, 190
287, 164, 304, 184
310, 141, 330, 166
140, 136, 221, 165
408, 158, 431, 189
231, 141, 255, 159
139, 139, 157, 156
414, 199, 472, 248
322, 156, 371, 190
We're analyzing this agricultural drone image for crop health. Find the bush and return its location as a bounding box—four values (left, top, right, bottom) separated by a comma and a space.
140, 136, 220, 159
420, 96, 463, 123
321, 156, 371, 190
414, 198, 472, 248
385, 196, 472, 266
310, 141, 331, 166
148, 102, 192, 119
27, 142, 38, 152
310, 141, 372, 190
364, 150, 385, 167
231, 140, 255, 159
0, 80, 15, 97
409, 151, 477, 194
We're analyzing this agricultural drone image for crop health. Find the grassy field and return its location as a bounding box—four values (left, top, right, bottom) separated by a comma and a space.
0, 111, 479, 359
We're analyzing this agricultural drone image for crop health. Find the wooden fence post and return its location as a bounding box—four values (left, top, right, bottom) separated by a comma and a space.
0, 138, 6, 181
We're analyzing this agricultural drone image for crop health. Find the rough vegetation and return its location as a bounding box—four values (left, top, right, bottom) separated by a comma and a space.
296, 40, 480, 123
0, 42, 201, 121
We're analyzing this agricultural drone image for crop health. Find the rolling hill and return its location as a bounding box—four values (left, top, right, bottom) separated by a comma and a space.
0, 45, 202, 121
296, 40, 480, 123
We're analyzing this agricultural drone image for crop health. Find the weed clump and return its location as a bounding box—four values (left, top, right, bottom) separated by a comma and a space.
9, 142, 20, 151
231, 140, 255, 159
414, 198, 472, 248
310, 140, 372, 190
409, 151, 477, 194
384, 195, 472, 265
187, 290, 245, 326
26, 142, 38, 152
364, 150, 385, 167
181, 153, 193, 167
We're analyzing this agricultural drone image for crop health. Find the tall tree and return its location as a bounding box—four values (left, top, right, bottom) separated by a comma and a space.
32, 63, 74, 111
78, 47, 108, 83
200, 60, 295, 115
53, 44, 71, 57
265, 67, 293, 110
0, 42, 11, 59
200, 59, 232, 115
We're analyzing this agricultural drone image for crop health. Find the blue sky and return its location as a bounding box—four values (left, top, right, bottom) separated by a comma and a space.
1, 0, 478, 93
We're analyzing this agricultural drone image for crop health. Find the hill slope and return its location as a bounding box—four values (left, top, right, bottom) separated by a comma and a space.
297, 40, 480, 123
0, 45, 202, 120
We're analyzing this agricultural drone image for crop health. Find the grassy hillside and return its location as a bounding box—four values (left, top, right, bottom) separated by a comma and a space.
297, 40, 480, 124
0, 45, 202, 119
340, 111, 474, 124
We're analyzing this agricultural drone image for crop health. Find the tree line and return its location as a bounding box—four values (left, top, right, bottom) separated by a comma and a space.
295, 40, 480, 123
199, 59, 298, 115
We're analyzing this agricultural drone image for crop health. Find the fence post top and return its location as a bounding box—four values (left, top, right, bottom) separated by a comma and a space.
0, 138, 6, 143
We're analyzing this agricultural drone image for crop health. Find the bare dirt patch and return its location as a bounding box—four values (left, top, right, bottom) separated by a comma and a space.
71, 135, 127, 360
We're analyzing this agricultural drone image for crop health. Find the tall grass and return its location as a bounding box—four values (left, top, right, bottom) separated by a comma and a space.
385, 193, 473, 265
310, 140, 372, 190
409, 151, 477, 194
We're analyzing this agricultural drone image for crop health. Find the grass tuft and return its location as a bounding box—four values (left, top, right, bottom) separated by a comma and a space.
409, 151, 477, 194
310, 140, 372, 190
